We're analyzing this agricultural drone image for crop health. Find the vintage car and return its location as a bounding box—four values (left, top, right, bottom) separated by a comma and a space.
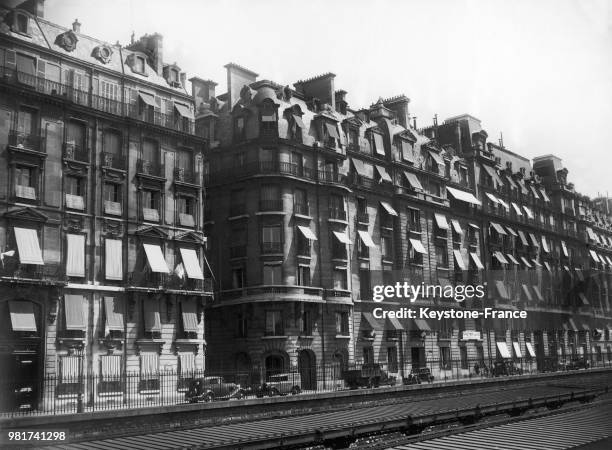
256, 373, 302, 397
564, 357, 590, 371
410, 367, 434, 383
185, 376, 244, 402
343, 364, 397, 389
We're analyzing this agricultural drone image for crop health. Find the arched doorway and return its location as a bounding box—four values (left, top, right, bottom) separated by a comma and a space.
332, 350, 347, 380
264, 354, 284, 381
298, 349, 316, 390
0, 300, 43, 412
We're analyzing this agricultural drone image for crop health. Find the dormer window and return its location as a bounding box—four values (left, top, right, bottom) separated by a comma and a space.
259, 100, 278, 139
234, 116, 246, 142
322, 122, 339, 148
370, 131, 385, 156
129, 54, 146, 74
169, 69, 178, 83
15, 12, 29, 34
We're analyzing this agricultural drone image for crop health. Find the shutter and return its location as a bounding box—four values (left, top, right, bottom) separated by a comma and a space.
5, 50, 16, 69
37, 59, 45, 79
26, 14, 32, 35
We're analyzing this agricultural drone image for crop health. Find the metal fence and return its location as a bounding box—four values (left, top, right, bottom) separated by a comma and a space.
2, 353, 610, 418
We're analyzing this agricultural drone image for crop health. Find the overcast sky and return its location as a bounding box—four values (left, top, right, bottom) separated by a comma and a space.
45, 0, 612, 198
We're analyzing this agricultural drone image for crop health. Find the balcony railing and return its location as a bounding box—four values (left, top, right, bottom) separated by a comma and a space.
0, 66, 196, 135
128, 271, 212, 292
174, 167, 200, 185
0, 261, 64, 281
357, 212, 369, 224
318, 171, 347, 184
101, 152, 126, 170
261, 242, 283, 254
63, 142, 89, 163
137, 159, 165, 178
329, 208, 347, 221
294, 202, 310, 216
259, 199, 283, 212
8, 130, 44, 152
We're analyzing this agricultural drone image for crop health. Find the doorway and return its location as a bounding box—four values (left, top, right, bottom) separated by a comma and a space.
298, 350, 316, 390
264, 354, 284, 381
411, 347, 426, 370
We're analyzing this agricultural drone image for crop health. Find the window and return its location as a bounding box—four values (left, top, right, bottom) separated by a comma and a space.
408, 208, 421, 232
265, 310, 284, 336
65, 176, 83, 196
263, 264, 282, 285
142, 140, 159, 164
301, 308, 313, 336
323, 122, 338, 147
142, 189, 160, 210
359, 268, 371, 300
260, 101, 277, 135
298, 265, 311, 286
357, 233, 369, 259
15, 165, 33, 187
335, 311, 349, 335
230, 189, 245, 216
66, 121, 86, 151
294, 188, 308, 215
436, 243, 448, 267
260, 184, 281, 211
333, 268, 347, 290
426, 155, 439, 172
230, 227, 247, 258
460, 346, 468, 369
237, 314, 247, 338
103, 182, 120, 203
232, 266, 245, 289
291, 151, 303, 176
381, 235, 393, 261
429, 180, 441, 197
348, 128, 359, 149
133, 55, 145, 74
175, 148, 191, 171
177, 196, 195, 226
331, 232, 347, 259
363, 346, 374, 365
261, 224, 282, 254
234, 116, 246, 141
103, 130, 121, 156
290, 114, 303, 142
440, 347, 451, 370
387, 347, 398, 372
17, 107, 36, 135
15, 12, 29, 34
459, 167, 468, 186
16, 53, 36, 76
408, 245, 423, 266
329, 194, 345, 220
296, 227, 310, 256
357, 197, 368, 223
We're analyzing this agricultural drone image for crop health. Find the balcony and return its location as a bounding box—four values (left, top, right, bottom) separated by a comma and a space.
174, 167, 200, 185
357, 212, 369, 224
259, 199, 283, 212
318, 171, 347, 185
220, 285, 323, 301
128, 271, 166, 289
127, 271, 213, 292
261, 242, 283, 254
0, 261, 64, 283
126, 105, 195, 134
297, 242, 311, 257
209, 161, 316, 184
137, 159, 165, 178
8, 130, 44, 153
63, 142, 89, 163
101, 152, 126, 170
294, 202, 310, 216
329, 208, 347, 221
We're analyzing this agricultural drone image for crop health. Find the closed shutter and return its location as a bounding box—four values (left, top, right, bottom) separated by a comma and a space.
36, 59, 45, 79
5, 49, 16, 69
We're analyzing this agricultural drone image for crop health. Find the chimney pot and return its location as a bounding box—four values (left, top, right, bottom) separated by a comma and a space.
72, 19, 81, 33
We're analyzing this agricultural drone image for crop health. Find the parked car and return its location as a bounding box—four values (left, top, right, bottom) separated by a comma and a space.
343, 364, 397, 389
410, 367, 434, 383
256, 373, 302, 397
565, 357, 590, 370
185, 376, 244, 403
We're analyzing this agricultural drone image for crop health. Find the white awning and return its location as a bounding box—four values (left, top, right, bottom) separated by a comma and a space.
470, 252, 484, 269
512, 342, 522, 358
485, 192, 499, 204
512, 203, 523, 216
589, 250, 600, 263
490, 222, 507, 235
561, 241, 569, 257
174, 102, 195, 119
375, 165, 392, 183
428, 150, 444, 166
14, 227, 44, 265
517, 230, 529, 246
525, 342, 536, 358
434, 213, 449, 230
143, 244, 170, 273
64, 294, 86, 330
451, 219, 463, 235
8, 301, 37, 332
179, 248, 204, 280
520, 256, 533, 268
497, 198, 510, 210
357, 230, 376, 248
523, 206, 534, 219
332, 231, 351, 245
522, 285, 533, 301
105, 239, 123, 280
606, 256, 612, 266
496, 342, 511, 359
380, 201, 398, 216
138, 91, 157, 107
297, 225, 318, 241
66, 233, 85, 277
410, 238, 427, 254
350, 158, 368, 177
586, 227, 599, 242
506, 226, 518, 237
494, 251, 509, 264
506, 253, 520, 265
532, 258, 542, 267
453, 250, 467, 270
543, 261, 552, 272
403, 171, 423, 190
181, 298, 198, 333
529, 233, 540, 247
446, 187, 482, 205
541, 236, 550, 253
495, 280, 509, 299
482, 164, 502, 186
539, 188, 551, 202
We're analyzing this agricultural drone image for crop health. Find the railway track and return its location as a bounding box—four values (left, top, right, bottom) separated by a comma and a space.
32, 370, 611, 450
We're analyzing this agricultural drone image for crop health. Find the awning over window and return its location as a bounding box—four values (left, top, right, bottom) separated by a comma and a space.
578, 293, 590, 306
520, 256, 532, 268
506, 226, 518, 237
533, 286, 544, 301
362, 312, 382, 330
525, 342, 536, 358
497, 198, 510, 210
143, 244, 169, 273
14, 227, 44, 265
451, 220, 463, 235
350, 158, 367, 177
517, 230, 529, 246
485, 192, 499, 204
490, 222, 507, 235
493, 251, 509, 265
561, 241, 569, 257
541, 237, 550, 253
446, 187, 481, 205
64, 294, 86, 330
575, 268, 584, 281
387, 316, 404, 330
401, 140, 415, 162
410, 238, 427, 254
139, 91, 157, 107
325, 122, 340, 139
529, 233, 540, 247
521, 284, 533, 301
66, 233, 85, 277
586, 227, 599, 242
105, 239, 123, 280
506, 254, 520, 265
181, 298, 198, 333
568, 318, 579, 331
495, 280, 509, 299
523, 206, 534, 219
373, 133, 385, 155
513, 342, 522, 358
606, 256, 612, 266
297, 225, 317, 241
529, 184, 540, 199
143, 300, 161, 332
469, 223, 480, 230
8, 301, 36, 332
104, 296, 124, 331
375, 165, 392, 183
180, 248, 204, 280
453, 250, 467, 270
539, 188, 551, 202
482, 165, 502, 186
506, 175, 517, 189
496, 342, 511, 359
512, 203, 523, 216
589, 250, 600, 263
470, 252, 484, 270
543, 261, 552, 272
332, 231, 351, 245
380, 201, 398, 216
413, 318, 431, 331
174, 102, 194, 119
434, 213, 449, 230
403, 171, 423, 190
357, 230, 376, 248
532, 258, 542, 267
428, 150, 444, 166
293, 115, 305, 128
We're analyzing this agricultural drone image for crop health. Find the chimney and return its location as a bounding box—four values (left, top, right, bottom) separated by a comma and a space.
382, 95, 410, 128
72, 19, 81, 33
294, 73, 336, 111
189, 77, 218, 110
335, 90, 347, 114
149, 33, 163, 76
23, 0, 45, 18
225, 63, 258, 109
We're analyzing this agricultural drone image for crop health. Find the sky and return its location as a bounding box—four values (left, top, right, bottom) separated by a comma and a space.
45, 0, 612, 198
